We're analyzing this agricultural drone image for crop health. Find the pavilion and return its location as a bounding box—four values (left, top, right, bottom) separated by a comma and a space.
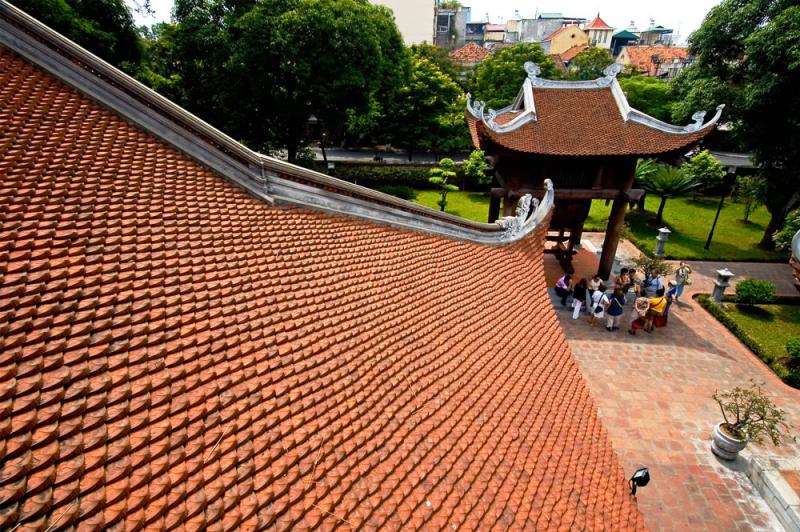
466, 62, 722, 278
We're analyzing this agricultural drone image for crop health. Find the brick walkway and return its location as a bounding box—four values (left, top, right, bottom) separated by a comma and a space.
544, 250, 800, 531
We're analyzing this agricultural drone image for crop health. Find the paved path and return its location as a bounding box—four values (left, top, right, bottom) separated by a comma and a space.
545, 248, 800, 531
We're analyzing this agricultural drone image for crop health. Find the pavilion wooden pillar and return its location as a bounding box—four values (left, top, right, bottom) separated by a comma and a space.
598, 162, 636, 280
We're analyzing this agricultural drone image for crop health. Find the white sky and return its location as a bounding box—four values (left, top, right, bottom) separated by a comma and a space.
130, 0, 723, 44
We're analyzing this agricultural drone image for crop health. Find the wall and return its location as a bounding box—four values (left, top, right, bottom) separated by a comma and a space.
371, 0, 435, 45
548, 27, 589, 55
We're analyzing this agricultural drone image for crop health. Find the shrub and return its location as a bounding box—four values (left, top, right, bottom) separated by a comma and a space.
429, 158, 459, 212
786, 337, 800, 370
713, 380, 789, 444
734, 279, 776, 305
376, 185, 417, 201
633, 254, 673, 279
462, 149, 491, 187
774, 208, 800, 253
327, 163, 436, 189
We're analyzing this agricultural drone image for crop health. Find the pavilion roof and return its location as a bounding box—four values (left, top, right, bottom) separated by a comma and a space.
0, 3, 645, 530
466, 62, 722, 157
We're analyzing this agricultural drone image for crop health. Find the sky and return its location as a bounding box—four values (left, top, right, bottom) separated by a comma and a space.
129, 0, 723, 45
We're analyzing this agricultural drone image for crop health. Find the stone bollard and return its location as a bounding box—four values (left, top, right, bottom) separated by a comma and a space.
655, 227, 671, 257
711, 268, 735, 304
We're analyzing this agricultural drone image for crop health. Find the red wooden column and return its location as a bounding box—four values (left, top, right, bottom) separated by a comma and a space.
598, 160, 636, 280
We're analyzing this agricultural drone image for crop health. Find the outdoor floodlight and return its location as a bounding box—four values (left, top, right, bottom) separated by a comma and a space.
629, 467, 650, 495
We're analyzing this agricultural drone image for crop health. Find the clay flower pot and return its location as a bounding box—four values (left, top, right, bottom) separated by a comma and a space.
711, 422, 748, 460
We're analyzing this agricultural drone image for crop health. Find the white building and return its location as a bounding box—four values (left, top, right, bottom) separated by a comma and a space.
371, 0, 436, 45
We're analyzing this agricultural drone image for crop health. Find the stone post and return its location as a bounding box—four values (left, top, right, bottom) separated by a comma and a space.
655, 227, 671, 257
711, 268, 735, 304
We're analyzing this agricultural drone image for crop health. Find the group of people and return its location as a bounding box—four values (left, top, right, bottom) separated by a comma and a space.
554, 262, 693, 335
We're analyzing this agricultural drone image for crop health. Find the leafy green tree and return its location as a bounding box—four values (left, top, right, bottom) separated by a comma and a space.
429, 158, 459, 211
733, 175, 767, 223
566, 47, 613, 80
157, 0, 407, 162
11, 0, 143, 69
672, 0, 800, 247
411, 42, 462, 85
632, 158, 659, 211
462, 149, 491, 187
470, 43, 557, 109
618, 76, 677, 122
681, 150, 726, 191
386, 56, 465, 160
639, 165, 700, 224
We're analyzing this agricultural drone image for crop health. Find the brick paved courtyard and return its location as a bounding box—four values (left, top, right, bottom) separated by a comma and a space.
544, 252, 800, 531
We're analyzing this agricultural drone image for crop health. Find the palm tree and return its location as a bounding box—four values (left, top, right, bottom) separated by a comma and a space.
633, 158, 659, 211
638, 164, 700, 224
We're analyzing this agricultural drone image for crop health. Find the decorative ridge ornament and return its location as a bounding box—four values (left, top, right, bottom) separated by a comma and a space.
597, 63, 623, 87
466, 93, 486, 120
683, 104, 725, 133
525, 61, 543, 86
495, 179, 555, 238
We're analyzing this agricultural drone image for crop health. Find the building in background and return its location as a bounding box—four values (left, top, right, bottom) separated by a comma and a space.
584, 14, 614, 49
371, 0, 436, 45
509, 13, 586, 43
616, 44, 691, 77
484, 23, 507, 44
435, 5, 471, 48
465, 21, 487, 45
540, 25, 589, 55
639, 20, 674, 45
610, 29, 639, 57
449, 42, 490, 79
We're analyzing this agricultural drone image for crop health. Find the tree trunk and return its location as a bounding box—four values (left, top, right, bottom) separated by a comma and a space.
637, 192, 647, 212
407, 149, 413, 162
655, 196, 668, 224
759, 209, 783, 249
287, 144, 297, 164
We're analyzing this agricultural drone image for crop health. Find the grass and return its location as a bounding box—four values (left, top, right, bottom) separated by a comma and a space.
585, 196, 784, 262
413, 190, 491, 223
412, 191, 786, 262
697, 295, 800, 388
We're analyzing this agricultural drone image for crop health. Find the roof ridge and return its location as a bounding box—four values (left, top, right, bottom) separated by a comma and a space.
0, 0, 553, 246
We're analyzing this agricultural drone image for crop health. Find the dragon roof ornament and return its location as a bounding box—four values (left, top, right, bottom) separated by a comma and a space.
496, 179, 554, 238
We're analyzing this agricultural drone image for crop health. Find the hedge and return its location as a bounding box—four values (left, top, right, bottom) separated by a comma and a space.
696, 295, 793, 385
313, 162, 490, 191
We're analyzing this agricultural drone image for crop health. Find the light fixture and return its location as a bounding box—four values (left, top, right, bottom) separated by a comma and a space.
629, 467, 650, 495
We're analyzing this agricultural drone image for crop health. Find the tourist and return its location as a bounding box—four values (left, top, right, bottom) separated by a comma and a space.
644, 288, 668, 332
629, 268, 642, 296
589, 285, 609, 326
628, 296, 649, 335
606, 287, 627, 331
572, 278, 589, 319
663, 281, 679, 325
615, 268, 631, 291
589, 275, 602, 295
644, 270, 664, 297
674, 261, 693, 302
554, 274, 572, 306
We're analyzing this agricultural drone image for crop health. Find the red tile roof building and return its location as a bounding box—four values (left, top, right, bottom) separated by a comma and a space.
447, 42, 490, 65
585, 15, 612, 30
0, 4, 646, 530
616, 45, 690, 76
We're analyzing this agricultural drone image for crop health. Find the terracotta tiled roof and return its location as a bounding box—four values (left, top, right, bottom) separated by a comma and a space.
0, 47, 645, 530
586, 15, 613, 30
468, 86, 712, 156
448, 42, 490, 64
621, 45, 689, 72
560, 45, 589, 62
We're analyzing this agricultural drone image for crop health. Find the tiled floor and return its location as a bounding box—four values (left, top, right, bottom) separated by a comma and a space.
547, 249, 800, 531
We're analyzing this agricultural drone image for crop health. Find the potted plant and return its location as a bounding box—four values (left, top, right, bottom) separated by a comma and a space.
711, 381, 789, 460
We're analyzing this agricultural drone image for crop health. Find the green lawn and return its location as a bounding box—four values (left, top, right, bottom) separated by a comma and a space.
720, 302, 800, 387
413, 190, 491, 223
412, 191, 784, 262
586, 196, 784, 262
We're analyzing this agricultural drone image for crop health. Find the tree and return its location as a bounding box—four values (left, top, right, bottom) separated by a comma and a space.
638, 165, 700, 224
618, 76, 677, 122
156, 0, 407, 162
410, 42, 462, 86
11, 0, 143, 70
462, 149, 491, 188
672, 0, 800, 248
386, 56, 465, 160
470, 43, 557, 109
733, 175, 767, 223
681, 150, 726, 191
632, 158, 659, 211
429, 158, 459, 211
566, 47, 613, 80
